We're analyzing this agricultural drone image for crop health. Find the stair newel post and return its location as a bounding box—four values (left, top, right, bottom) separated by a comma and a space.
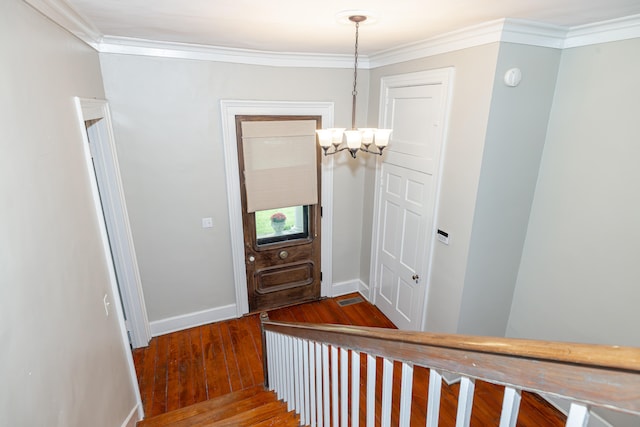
260, 312, 270, 389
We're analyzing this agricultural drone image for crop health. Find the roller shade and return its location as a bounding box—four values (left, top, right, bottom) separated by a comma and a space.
242, 120, 318, 213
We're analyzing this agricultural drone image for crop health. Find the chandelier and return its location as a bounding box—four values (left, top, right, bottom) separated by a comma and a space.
316, 15, 392, 159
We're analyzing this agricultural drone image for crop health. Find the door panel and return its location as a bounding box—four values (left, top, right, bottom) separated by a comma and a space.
375, 162, 433, 330
383, 84, 442, 174
236, 115, 322, 312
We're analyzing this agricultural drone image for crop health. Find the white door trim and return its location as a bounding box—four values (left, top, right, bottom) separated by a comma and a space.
75, 98, 151, 348
368, 68, 455, 330
220, 100, 334, 316
74, 97, 144, 420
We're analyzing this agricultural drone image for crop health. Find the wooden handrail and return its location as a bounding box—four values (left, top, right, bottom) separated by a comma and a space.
262, 319, 640, 415
262, 320, 640, 371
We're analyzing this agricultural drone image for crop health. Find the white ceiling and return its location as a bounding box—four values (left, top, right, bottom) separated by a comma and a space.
66, 0, 640, 55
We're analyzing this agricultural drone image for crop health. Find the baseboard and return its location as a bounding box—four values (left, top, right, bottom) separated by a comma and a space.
331, 279, 362, 296
121, 403, 140, 427
149, 303, 237, 336
358, 279, 370, 295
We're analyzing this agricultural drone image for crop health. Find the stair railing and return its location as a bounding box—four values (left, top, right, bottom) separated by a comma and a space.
260, 314, 640, 427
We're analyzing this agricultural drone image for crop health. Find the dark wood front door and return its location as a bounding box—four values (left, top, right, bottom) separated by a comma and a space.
236, 115, 322, 312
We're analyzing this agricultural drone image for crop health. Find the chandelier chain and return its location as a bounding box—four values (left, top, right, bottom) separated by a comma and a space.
351, 21, 360, 130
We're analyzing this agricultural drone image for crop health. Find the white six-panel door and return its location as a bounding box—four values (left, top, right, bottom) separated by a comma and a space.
371, 69, 453, 330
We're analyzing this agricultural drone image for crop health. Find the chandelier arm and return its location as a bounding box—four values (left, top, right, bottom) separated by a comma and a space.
359, 146, 385, 155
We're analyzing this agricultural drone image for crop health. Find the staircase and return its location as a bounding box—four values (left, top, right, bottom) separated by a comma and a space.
137, 385, 300, 427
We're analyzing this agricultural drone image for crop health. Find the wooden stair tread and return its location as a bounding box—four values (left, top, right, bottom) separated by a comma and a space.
138, 385, 268, 426
202, 400, 291, 426
250, 410, 300, 427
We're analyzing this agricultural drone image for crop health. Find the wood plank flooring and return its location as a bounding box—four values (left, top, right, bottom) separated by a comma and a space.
133, 294, 566, 426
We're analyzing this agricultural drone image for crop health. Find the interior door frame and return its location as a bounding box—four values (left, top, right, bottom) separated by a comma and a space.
368, 68, 455, 330
74, 97, 145, 419
221, 100, 334, 316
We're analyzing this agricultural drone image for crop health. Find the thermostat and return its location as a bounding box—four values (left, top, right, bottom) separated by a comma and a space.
437, 229, 449, 245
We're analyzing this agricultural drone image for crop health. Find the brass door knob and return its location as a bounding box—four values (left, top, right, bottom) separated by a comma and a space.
279, 250, 289, 259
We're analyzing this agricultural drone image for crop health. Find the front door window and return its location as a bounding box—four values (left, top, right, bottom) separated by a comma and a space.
255, 205, 309, 245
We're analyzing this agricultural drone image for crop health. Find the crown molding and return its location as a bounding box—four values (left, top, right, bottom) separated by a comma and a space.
99, 36, 365, 69
24, 0, 640, 68
23, 0, 102, 49
369, 19, 507, 68
501, 19, 567, 48
563, 14, 640, 48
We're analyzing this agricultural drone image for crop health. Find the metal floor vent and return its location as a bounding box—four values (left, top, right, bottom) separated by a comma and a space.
337, 296, 364, 307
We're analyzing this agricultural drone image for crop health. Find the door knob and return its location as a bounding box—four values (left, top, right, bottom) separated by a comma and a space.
412, 274, 420, 282
279, 250, 289, 259
248, 255, 255, 262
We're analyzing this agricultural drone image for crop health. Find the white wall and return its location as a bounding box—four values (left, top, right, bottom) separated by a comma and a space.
507, 38, 640, 427
99, 53, 370, 321
0, 1, 138, 425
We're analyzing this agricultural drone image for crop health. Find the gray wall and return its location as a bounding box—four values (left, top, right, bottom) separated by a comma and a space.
507, 37, 640, 427
99, 53, 370, 321
508, 39, 640, 345
457, 43, 561, 336
0, 0, 137, 425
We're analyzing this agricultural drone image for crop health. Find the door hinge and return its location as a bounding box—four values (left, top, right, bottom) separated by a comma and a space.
320, 271, 323, 282
320, 206, 323, 217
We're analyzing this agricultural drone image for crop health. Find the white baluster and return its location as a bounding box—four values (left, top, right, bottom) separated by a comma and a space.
309, 341, 317, 427
303, 339, 311, 425
399, 362, 414, 427
332, 346, 339, 427
566, 403, 590, 427
288, 336, 296, 412
266, 332, 274, 391
426, 369, 442, 426
351, 350, 360, 427
297, 338, 304, 418
278, 333, 285, 399
340, 348, 348, 426
366, 354, 376, 427
381, 358, 394, 427
322, 343, 331, 427
499, 387, 521, 427
277, 333, 284, 398
316, 342, 324, 427
456, 376, 476, 427
292, 338, 299, 413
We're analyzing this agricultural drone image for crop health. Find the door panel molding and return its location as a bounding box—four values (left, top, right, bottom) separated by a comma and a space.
220, 100, 334, 316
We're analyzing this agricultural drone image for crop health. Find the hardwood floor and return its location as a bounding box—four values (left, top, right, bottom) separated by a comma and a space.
133, 294, 566, 425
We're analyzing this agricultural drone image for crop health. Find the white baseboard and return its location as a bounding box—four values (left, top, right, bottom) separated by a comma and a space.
331, 279, 362, 296
358, 280, 370, 295
121, 404, 140, 427
149, 303, 237, 336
